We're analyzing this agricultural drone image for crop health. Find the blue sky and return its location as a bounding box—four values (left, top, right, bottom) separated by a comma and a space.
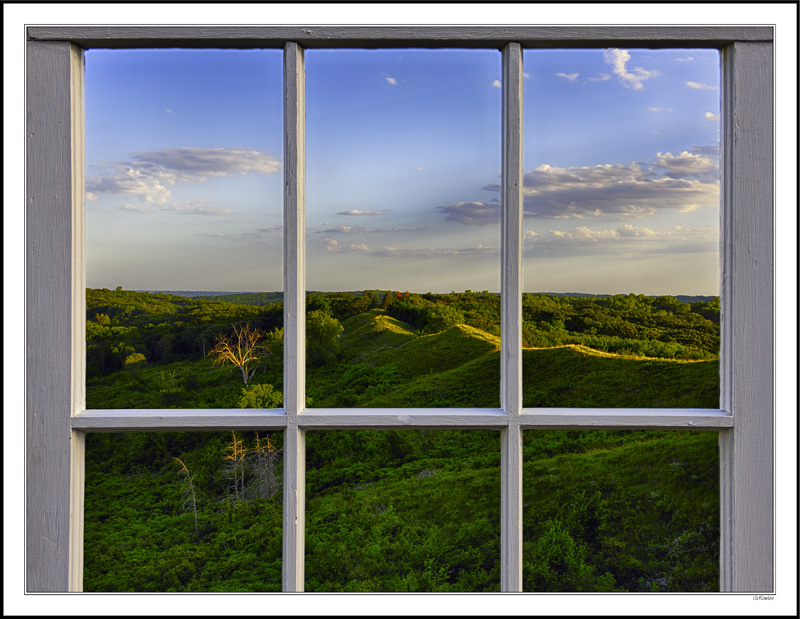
85, 47, 720, 295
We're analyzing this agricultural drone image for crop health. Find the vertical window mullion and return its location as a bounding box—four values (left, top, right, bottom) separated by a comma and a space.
500, 41, 524, 593
718, 40, 775, 592
26, 39, 86, 593
283, 41, 307, 592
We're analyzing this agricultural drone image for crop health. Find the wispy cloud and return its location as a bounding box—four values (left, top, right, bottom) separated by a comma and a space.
120, 199, 232, 216
238, 225, 283, 241
604, 49, 659, 90
587, 73, 611, 82
524, 224, 718, 258
87, 147, 282, 203
705, 112, 720, 121
337, 209, 390, 216
648, 107, 673, 113
437, 201, 500, 226
676, 56, 694, 62
556, 72, 579, 82
324, 238, 497, 259
316, 225, 426, 235
686, 81, 717, 90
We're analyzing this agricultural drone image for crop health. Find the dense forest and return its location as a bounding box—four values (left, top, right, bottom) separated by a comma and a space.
84, 287, 720, 592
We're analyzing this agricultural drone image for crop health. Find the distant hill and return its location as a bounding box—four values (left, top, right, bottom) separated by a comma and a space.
535, 292, 717, 303
137, 290, 253, 298
142, 290, 716, 305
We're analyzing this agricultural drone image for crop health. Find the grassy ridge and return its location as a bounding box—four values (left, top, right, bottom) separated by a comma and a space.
83, 291, 720, 592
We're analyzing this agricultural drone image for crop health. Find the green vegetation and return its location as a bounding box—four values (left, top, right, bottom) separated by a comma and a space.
83, 287, 720, 592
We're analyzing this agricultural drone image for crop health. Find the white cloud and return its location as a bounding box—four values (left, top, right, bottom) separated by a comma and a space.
523, 72, 531, 79
604, 49, 659, 90
587, 73, 611, 82
87, 147, 282, 203
472, 148, 719, 221
648, 107, 673, 113
556, 72, 579, 82
653, 150, 718, 179
686, 81, 717, 90
676, 56, 694, 62
133, 147, 281, 176
491, 79, 502, 88
705, 112, 720, 121
385, 76, 398, 85
337, 209, 388, 216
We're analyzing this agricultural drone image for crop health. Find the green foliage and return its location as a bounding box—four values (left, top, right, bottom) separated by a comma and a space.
83, 288, 721, 592
124, 352, 146, 366
306, 310, 344, 366
237, 383, 283, 409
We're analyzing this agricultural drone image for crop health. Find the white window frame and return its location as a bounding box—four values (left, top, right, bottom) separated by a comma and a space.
25, 26, 774, 593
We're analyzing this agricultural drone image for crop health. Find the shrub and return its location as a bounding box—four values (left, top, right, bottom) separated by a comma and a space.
237, 383, 283, 409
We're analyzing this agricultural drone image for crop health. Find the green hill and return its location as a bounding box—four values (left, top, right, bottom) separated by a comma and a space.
309, 313, 717, 410
82, 289, 721, 592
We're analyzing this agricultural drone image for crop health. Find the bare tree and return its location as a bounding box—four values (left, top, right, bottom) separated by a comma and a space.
210, 322, 267, 384
248, 433, 283, 500
222, 431, 247, 503
172, 457, 199, 536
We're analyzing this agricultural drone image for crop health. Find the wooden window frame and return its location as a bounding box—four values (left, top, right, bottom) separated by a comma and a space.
25, 26, 774, 593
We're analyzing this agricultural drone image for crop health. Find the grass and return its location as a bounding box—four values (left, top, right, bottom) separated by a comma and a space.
83, 310, 720, 592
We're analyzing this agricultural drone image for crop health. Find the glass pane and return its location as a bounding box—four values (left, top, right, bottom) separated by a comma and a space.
84, 49, 284, 409
523, 430, 719, 592
83, 431, 283, 591
305, 430, 501, 591
305, 49, 502, 408
521, 49, 721, 408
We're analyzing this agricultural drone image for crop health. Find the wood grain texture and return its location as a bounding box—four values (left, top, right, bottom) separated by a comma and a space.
500, 43, 524, 593
284, 42, 306, 418
500, 424, 523, 592
27, 25, 773, 49
521, 409, 733, 429
719, 41, 774, 593
297, 409, 507, 429
26, 40, 82, 592
501, 42, 523, 421
283, 425, 306, 592
72, 410, 288, 431
68, 43, 87, 591
282, 42, 306, 592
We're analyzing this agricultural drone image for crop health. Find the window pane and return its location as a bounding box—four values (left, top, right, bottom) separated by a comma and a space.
83, 431, 283, 591
305, 49, 502, 408
84, 49, 284, 409
521, 49, 720, 408
522, 430, 719, 592
305, 430, 501, 591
